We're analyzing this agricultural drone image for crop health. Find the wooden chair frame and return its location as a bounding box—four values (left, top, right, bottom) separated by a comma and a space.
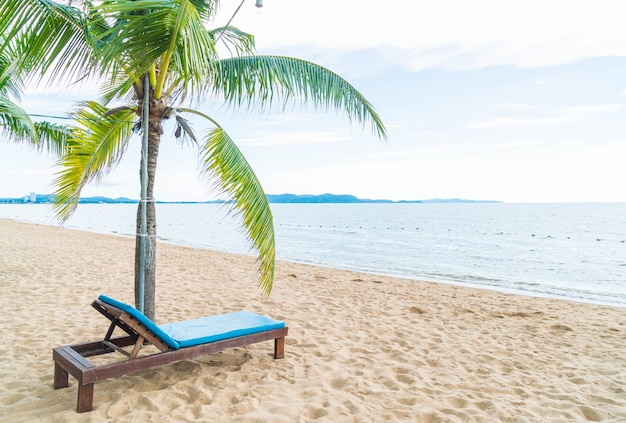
53, 299, 288, 412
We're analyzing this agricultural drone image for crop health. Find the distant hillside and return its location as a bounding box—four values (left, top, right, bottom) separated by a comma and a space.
0, 193, 500, 204
266, 194, 500, 204
266, 193, 412, 203
79, 196, 137, 204
0, 194, 137, 204
419, 198, 501, 204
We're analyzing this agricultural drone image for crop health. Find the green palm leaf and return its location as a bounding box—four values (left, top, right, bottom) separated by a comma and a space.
200, 125, 275, 296
0, 40, 25, 99
213, 56, 388, 140
53, 101, 136, 221
0, 97, 38, 143
210, 25, 256, 57
1, 0, 99, 83
93, 0, 217, 94
33, 121, 72, 155
1, 33, 70, 152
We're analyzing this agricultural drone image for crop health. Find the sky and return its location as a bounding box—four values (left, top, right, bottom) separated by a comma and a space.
2, 0, 626, 202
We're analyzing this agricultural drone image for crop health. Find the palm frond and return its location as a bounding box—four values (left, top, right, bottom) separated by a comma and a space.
161, 1, 219, 98
188, 0, 220, 20
199, 126, 275, 296
53, 101, 135, 221
93, 1, 175, 79
1, 0, 100, 84
0, 32, 70, 153
98, 73, 141, 106
93, 0, 216, 94
0, 99, 69, 153
210, 25, 255, 57
32, 121, 71, 155
212, 55, 388, 140
0, 97, 39, 143
0, 39, 25, 100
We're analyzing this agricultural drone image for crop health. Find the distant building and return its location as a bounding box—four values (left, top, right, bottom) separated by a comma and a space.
30, 192, 36, 202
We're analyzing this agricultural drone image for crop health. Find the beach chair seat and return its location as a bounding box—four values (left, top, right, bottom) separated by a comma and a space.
53, 295, 288, 412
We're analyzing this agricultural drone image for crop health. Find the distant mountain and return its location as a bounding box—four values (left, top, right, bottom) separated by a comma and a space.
0, 194, 137, 204
78, 196, 137, 204
267, 194, 500, 203
266, 193, 410, 203
0, 193, 500, 204
419, 198, 501, 204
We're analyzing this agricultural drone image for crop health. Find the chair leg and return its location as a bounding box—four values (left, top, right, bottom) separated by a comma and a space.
129, 335, 145, 359
53, 362, 69, 389
274, 337, 285, 359
77, 382, 94, 413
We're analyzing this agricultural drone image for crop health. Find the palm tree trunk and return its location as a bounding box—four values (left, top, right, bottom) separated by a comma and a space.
134, 86, 163, 321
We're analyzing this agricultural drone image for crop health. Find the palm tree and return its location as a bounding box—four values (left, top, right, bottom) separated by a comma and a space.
0, 36, 68, 153
1, 0, 387, 320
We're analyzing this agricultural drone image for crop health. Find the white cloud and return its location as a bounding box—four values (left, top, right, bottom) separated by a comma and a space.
237, 131, 351, 146
559, 104, 623, 114
495, 103, 534, 111
470, 103, 623, 129
469, 115, 576, 129
231, 0, 626, 71
249, 112, 325, 126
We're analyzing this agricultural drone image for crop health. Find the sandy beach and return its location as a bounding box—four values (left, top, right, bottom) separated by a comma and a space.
0, 218, 624, 422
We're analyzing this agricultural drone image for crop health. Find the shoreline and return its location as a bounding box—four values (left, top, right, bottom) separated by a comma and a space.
1, 219, 625, 422
2, 213, 624, 309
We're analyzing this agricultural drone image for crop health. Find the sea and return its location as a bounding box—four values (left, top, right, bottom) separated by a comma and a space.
1, 202, 625, 308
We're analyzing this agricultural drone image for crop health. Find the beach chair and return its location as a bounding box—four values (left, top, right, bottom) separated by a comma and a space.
52, 295, 288, 412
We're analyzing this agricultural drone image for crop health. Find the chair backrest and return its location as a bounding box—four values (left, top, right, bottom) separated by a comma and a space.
93, 295, 181, 350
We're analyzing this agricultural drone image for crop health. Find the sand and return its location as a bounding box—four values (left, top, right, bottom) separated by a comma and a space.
0, 218, 625, 422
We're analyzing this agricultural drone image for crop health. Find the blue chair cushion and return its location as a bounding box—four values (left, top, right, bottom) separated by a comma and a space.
98, 295, 181, 349
158, 311, 286, 348
98, 295, 286, 350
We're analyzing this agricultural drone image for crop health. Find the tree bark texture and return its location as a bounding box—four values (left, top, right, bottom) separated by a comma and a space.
134, 83, 166, 321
